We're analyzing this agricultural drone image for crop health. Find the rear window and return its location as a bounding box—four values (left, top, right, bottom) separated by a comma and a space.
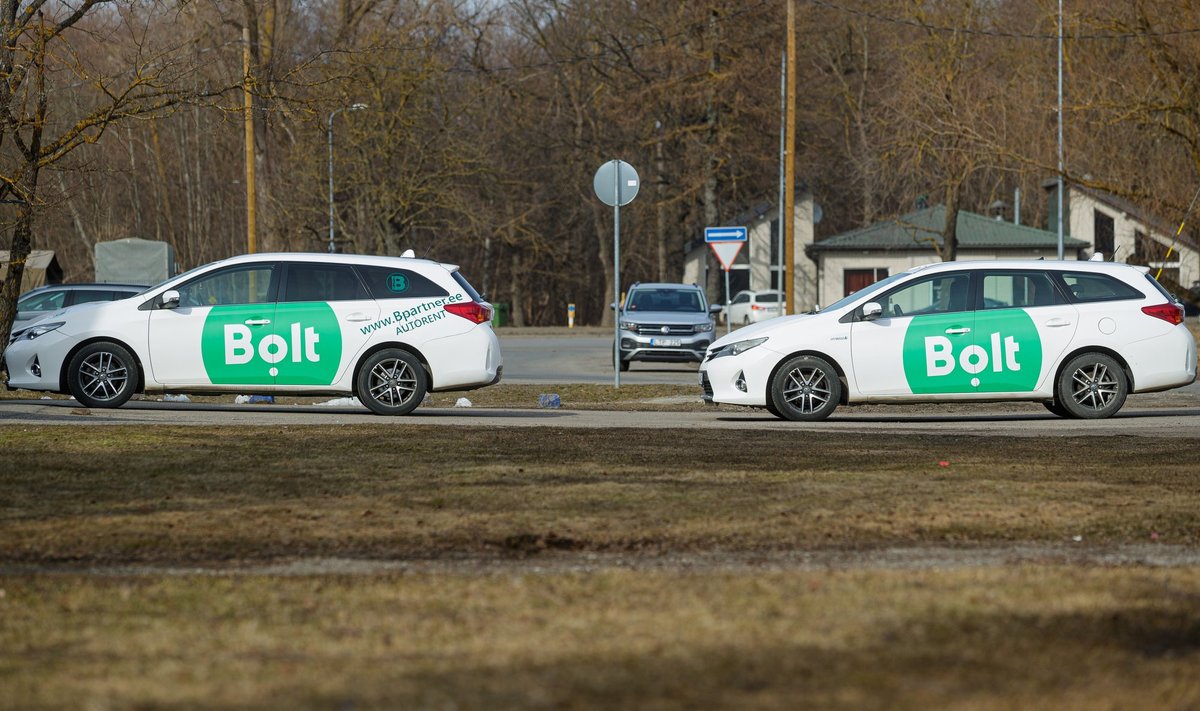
1144, 273, 1177, 302
281, 264, 368, 302
1058, 272, 1144, 303
355, 265, 449, 299
451, 271, 484, 302
755, 292, 781, 303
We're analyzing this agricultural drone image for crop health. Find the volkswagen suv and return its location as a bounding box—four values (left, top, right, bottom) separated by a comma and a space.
616, 282, 721, 370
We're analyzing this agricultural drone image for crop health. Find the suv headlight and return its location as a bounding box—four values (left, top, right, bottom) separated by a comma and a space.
16, 321, 65, 342
619, 320, 639, 331
711, 337, 767, 359
693, 322, 713, 333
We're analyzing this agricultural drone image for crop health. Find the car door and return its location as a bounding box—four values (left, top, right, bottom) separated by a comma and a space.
147, 263, 278, 386
850, 272, 975, 396
272, 262, 380, 387
975, 270, 1077, 394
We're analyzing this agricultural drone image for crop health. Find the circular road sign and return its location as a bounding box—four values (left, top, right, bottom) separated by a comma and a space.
593, 160, 640, 207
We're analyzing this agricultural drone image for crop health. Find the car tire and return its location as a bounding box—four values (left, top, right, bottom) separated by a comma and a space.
1055, 352, 1127, 419
620, 359, 630, 372
357, 348, 427, 416
1042, 400, 1071, 418
742, 316, 750, 326
769, 355, 841, 421
67, 341, 138, 409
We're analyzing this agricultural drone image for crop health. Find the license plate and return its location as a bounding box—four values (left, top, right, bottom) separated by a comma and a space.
650, 338, 682, 347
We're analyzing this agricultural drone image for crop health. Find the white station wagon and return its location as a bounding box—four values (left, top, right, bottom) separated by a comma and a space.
5, 253, 502, 415
700, 260, 1196, 420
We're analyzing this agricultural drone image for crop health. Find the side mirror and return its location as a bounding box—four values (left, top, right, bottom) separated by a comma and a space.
160, 290, 181, 309
862, 302, 883, 321
709, 303, 723, 313
610, 302, 618, 311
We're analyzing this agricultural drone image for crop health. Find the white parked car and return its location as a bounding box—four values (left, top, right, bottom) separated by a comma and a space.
724, 289, 784, 325
700, 260, 1196, 420
4, 253, 502, 415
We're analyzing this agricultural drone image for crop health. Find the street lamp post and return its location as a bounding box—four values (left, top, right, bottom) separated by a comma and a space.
327, 103, 368, 253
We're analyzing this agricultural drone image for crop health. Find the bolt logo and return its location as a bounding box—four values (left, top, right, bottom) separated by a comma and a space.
201, 304, 342, 385
902, 311, 1042, 393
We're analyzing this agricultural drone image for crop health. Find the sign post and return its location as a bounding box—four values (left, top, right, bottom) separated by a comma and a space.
705, 226, 748, 335
593, 160, 640, 388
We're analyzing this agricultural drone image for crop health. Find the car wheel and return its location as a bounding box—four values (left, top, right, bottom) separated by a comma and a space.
620, 359, 630, 372
742, 316, 750, 326
1042, 400, 1072, 418
357, 348, 427, 416
67, 341, 138, 409
769, 355, 841, 421
1055, 352, 1127, 419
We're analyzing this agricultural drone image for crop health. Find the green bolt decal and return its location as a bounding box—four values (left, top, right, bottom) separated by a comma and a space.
902, 311, 1042, 393
201, 303, 343, 385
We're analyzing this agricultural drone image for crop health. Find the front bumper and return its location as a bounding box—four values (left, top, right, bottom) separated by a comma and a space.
4, 330, 72, 393
697, 345, 781, 407
619, 330, 711, 363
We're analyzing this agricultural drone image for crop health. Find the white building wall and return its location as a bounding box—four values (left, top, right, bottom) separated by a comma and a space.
1069, 191, 1200, 288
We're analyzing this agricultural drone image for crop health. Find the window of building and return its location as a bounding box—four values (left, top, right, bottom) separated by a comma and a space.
1094, 210, 1115, 256
843, 268, 889, 297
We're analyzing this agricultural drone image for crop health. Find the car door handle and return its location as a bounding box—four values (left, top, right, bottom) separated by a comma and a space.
244, 319, 271, 326
945, 327, 971, 335
345, 314, 372, 322
1045, 318, 1073, 327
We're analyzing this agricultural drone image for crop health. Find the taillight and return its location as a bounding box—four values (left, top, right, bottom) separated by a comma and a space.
445, 301, 493, 324
1141, 302, 1184, 326
751, 304, 763, 310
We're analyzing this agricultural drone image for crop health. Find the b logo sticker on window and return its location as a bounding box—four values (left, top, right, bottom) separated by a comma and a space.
387, 273, 409, 293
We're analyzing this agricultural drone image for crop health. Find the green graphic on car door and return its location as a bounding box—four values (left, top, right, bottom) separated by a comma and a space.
201, 303, 343, 385
902, 311, 1042, 393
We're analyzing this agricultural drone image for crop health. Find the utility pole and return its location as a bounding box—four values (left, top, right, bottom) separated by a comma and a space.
784, 0, 796, 313
243, 24, 257, 254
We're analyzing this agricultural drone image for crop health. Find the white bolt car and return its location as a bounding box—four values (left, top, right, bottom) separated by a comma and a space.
4, 253, 502, 415
700, 260, 1196, 420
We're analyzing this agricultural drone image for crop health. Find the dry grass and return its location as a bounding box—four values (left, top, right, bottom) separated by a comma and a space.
3, 569, 1199, 709
3, 425, 1200, 708
3, 426, 1199, 564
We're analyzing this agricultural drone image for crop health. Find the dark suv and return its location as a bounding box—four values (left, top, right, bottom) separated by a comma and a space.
615, 282, 720, 371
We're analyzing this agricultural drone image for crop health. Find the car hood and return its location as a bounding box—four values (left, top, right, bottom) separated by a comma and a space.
709, 312, 817, 349
620, 310, 711, 326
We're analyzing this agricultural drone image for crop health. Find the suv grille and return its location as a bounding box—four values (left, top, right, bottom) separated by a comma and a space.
632, 324, 694, 335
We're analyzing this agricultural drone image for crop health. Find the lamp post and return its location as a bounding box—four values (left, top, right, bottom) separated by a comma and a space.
327, 103, 367, 253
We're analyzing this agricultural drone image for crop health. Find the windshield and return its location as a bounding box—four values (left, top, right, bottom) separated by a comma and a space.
626, 288, 705, 313
818, 271, 908, 313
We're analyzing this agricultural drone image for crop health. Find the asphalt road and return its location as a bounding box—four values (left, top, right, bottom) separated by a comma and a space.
497, 333, 703, 385
4, 397, 1200, 436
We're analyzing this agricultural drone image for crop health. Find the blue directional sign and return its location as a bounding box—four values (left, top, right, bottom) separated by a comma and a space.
705, 226, 748, 243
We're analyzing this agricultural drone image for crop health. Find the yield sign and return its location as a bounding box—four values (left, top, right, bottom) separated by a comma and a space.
709, 241, 745, 271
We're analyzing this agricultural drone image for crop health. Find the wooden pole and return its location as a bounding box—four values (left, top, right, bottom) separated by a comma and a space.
783, 0, 796, 313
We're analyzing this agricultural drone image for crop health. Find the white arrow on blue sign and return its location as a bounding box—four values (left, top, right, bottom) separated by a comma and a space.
704, 226, 748, 243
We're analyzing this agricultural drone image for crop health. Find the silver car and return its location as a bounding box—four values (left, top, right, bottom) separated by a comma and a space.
615, 283, 720, 371
15, 282, 146, 329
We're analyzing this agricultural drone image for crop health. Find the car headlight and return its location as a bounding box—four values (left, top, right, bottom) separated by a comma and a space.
619, 320, 639, 331
693, 322, 713, 333
16, 321, 65, 341
711, 337, 768, 359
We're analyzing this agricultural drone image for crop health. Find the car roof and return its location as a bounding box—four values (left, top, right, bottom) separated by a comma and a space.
212, 252, 458, 272
905, 259, 1149, 276
20, 282, 146, 295
629, 282, 704, 290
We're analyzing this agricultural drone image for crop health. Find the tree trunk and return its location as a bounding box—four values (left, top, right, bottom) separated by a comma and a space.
943, 182, 961, 262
